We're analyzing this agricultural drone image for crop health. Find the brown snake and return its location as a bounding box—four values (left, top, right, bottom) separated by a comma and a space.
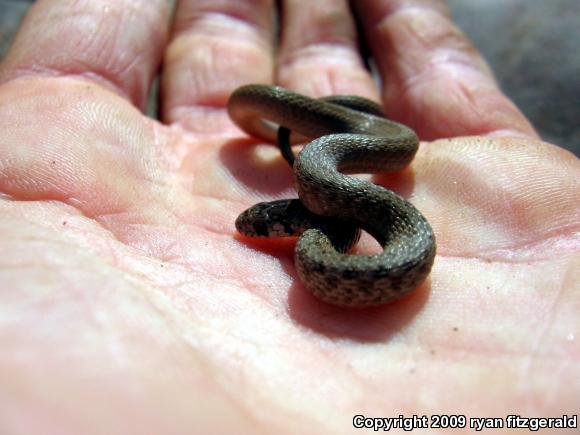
229, 84, 436, 307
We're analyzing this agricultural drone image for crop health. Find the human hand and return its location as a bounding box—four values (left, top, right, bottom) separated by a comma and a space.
0, 1, 578, 433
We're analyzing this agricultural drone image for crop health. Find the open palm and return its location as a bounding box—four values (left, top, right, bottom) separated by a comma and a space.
1, 1, 578, 434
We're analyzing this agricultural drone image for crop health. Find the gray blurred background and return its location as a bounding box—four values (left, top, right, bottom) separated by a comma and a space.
1, 0, 578, 155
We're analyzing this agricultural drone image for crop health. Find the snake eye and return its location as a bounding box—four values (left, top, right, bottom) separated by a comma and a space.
235, 213, 256, 236
235, 206, 273, 237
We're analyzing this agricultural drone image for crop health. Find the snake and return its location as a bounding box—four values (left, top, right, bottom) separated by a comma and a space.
228, 84, 436, 307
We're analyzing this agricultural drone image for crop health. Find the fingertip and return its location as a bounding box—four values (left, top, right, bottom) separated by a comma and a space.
0, 0, 170, 110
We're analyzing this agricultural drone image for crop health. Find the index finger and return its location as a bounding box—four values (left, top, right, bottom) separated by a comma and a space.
353, 0, 537, 139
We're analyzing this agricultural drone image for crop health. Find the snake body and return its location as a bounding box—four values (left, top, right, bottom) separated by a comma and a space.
229, 84, 436, 307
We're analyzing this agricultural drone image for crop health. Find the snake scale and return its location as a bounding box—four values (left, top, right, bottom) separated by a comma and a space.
229, 84, 436, 307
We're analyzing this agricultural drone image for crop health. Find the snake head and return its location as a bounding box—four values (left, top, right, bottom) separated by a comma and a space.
235, 199, 305, 238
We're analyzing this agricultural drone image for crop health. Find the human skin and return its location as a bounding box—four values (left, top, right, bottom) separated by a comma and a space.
0, 0, 578, 434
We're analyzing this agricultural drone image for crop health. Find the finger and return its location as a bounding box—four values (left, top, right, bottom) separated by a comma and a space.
353, 0, 537, 139
162, 0, 276, 131
0, 0, 170, 110
277, 0, 378, 99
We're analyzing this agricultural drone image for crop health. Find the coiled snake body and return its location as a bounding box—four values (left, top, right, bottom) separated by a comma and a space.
229, 84, 435, 307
